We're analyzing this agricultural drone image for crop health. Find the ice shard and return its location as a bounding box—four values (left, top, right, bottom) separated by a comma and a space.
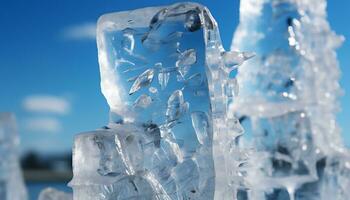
231, 0, 348, 199
0, 113, 28, 200
69, 2, 251, 200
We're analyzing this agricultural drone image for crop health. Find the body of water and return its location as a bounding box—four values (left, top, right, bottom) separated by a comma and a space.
27, 182, 72, 200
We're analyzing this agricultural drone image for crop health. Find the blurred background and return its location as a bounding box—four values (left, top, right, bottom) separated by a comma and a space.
0, 0, 349, 199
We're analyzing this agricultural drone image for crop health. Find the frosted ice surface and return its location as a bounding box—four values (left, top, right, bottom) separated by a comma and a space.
69, 2, 252, 200
320, 152, 350, 200
0, 113, 28, 200
232, 0, 348, 199
38, 188, 72, 200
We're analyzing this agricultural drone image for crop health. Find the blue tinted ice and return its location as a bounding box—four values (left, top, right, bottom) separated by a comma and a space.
69, 2, 252, 200
232, 0, 348, 199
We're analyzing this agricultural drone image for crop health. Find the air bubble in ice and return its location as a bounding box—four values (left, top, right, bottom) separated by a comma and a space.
184, 9, 202, 32
134, 94, 152, 108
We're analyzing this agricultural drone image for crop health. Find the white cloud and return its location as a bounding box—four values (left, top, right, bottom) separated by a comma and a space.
25, 117, 62, 133
23, 95, 71, 115
63, 22, 96, 40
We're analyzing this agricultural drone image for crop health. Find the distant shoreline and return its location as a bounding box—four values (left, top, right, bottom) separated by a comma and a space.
24, 170, 72, 182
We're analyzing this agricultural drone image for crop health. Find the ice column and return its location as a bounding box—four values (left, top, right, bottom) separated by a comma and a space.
69, 2, 251, 200
0, 113, 28, 200
232, 0, 347, 199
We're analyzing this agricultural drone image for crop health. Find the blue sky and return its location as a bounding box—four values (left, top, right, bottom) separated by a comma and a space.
0, 0, 349, 154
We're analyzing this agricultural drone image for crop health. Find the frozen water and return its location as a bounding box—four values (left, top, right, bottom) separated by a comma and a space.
320, 152, 350, 200
191, 111, 209, 145
158, 70, 170, 90
69, 128, 174, 199
0, 113, 28, 200
133, 94, 153, 108
38, 188, 72, 200
69, 2, 252, 200
129, 68, 155, 95
176, 48, 197, 78
232, 0, 347, 199
166, 90, 189, 123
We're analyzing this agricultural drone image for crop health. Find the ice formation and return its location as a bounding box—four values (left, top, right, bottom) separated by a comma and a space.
0, 113, 28, 200
67, 2, 251, 200
231, 0, 349, 199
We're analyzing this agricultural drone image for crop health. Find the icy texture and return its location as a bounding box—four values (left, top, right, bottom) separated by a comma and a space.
0, 113, 28, 200
320, 151, 350, 200
38, 188, 73, 200
69, 2, 251, 200
232, 0, 347, 199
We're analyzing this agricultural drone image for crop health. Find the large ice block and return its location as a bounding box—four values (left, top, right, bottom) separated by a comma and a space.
0, 113, 28, 200
232, 0, 347, 199
69, 2, 251, 200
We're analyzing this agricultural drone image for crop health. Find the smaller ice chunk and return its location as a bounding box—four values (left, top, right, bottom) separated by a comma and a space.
176, 49, 197, 78
129, 68, 155, 95
166, 90, 189, 123
176, 49, 197, 66
158, 71, 170, 90
69, 125, 178, 200
149, 87, 158, 94
191, 111, 210, 145
38, 188, 72, 200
